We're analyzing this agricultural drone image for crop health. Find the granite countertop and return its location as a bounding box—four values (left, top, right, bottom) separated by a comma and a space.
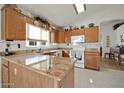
2, 53, 75, 81
85, 48, 99, 53
43, 48, 72, 53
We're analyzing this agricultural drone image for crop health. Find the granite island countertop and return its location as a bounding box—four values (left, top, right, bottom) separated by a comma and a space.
1, 53, 75, 81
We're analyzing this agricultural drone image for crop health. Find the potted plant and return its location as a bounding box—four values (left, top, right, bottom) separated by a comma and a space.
34, 16, 50, 27
113, 22, 124, 30
34, 16, 42, 26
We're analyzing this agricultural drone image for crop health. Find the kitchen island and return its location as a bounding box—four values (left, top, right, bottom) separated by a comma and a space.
1, 53, 75, 88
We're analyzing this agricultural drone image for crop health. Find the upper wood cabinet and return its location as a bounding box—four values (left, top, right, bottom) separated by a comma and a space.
84, 26, 99, 42
15, 11, 26, 40
65, 31, 71, 43
25, 17, 34, 24
57, 31, 65, 43
71, 29, 85, 36
50, 31, 58, 43
1, 6, 34, 40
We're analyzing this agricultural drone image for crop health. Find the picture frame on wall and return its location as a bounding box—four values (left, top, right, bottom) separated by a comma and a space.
106, 35, 110, 47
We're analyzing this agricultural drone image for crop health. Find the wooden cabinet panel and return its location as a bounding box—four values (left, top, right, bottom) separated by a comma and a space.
62, 51, 70, 57
65, 31, 71, 43
1, 59, 9, 88
4, 7, 17, 40
85, 26, 99, 42
2, 7, 27, 40
16, 12, 26, 40
25, 17, 34, 24
71, 29, 85, 36
84, 51, 100, 70
57, 31, 65, 43
2, 65, 9, 88
50, 31, 58, 43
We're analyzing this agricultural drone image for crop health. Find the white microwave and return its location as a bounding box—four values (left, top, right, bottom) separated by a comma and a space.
71, 35, 85, 43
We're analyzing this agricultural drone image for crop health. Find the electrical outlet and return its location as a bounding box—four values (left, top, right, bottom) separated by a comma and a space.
18, 44, 20, 48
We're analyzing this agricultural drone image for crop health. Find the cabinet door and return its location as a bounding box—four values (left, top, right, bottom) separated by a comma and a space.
65, 31, 71, 43
2, 7, 27, 40
71, 29, 84, 36
50, 31, 58, 43
62, 51, 69, 57
16, 12, 26, 40
57, 31, 65, 43
71, 30, 78, 36
84, 53, 100, 70
2, 65, 9, 88
5, 8, 17, 40
85, 26, 98, 42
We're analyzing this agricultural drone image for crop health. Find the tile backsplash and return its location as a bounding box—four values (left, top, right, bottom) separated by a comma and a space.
0, 40, 58, 52
0, 40, 100, 52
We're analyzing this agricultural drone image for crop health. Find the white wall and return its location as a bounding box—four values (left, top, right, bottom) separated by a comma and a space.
116, 24, 124, 45
100, 22, 117, 56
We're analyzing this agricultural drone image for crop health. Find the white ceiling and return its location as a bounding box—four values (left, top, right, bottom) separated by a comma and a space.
17, 4, 124, 27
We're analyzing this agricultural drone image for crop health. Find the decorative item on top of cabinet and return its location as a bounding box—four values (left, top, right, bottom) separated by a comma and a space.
88, 23, 95, 28
80, 25, 85, 29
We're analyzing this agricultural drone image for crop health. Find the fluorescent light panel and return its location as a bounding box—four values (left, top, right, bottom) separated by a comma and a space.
74, 4, 85, 14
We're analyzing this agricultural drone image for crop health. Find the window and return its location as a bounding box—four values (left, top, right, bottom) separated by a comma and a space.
26, 23, 50, 47
41, 29, 49, 41
26, 23, 41, 40
74, 4, 86, 14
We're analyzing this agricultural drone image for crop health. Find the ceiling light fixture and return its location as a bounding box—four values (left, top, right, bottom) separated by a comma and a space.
73, 4, 86, 14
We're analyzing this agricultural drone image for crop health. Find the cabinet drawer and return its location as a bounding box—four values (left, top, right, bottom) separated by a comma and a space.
85, 52, 99, 56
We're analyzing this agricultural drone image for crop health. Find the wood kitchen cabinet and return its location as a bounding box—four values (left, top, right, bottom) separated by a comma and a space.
1, 60, 9, 88
65, 31, 71, 43
50, 31, 58, 43
71, 29, 85, 36
50, 30, 65, 43
84, 51, 100, 70
84, 26, 99, 42
57, 31, 65, 43
15, 11, 26, 40
25, 17, 34, 24
2, 57, 74, 88
1, 6, 33, 40
62, 51, 70, 57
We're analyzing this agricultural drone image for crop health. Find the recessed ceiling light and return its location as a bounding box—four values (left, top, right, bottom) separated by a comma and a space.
74, 4, 86, 14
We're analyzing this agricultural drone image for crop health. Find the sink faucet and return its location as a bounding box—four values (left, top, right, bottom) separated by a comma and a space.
37, 48, 43, 54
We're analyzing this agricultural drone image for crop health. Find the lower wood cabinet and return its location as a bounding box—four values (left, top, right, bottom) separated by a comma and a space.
1, 60, 9, 88
62, 51, 70, 57
1, 58, 74, 88
2, 65, 9, 88
84, 51, 100, 70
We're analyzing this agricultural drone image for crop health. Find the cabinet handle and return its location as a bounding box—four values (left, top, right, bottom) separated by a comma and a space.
14, 68, 17, 76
